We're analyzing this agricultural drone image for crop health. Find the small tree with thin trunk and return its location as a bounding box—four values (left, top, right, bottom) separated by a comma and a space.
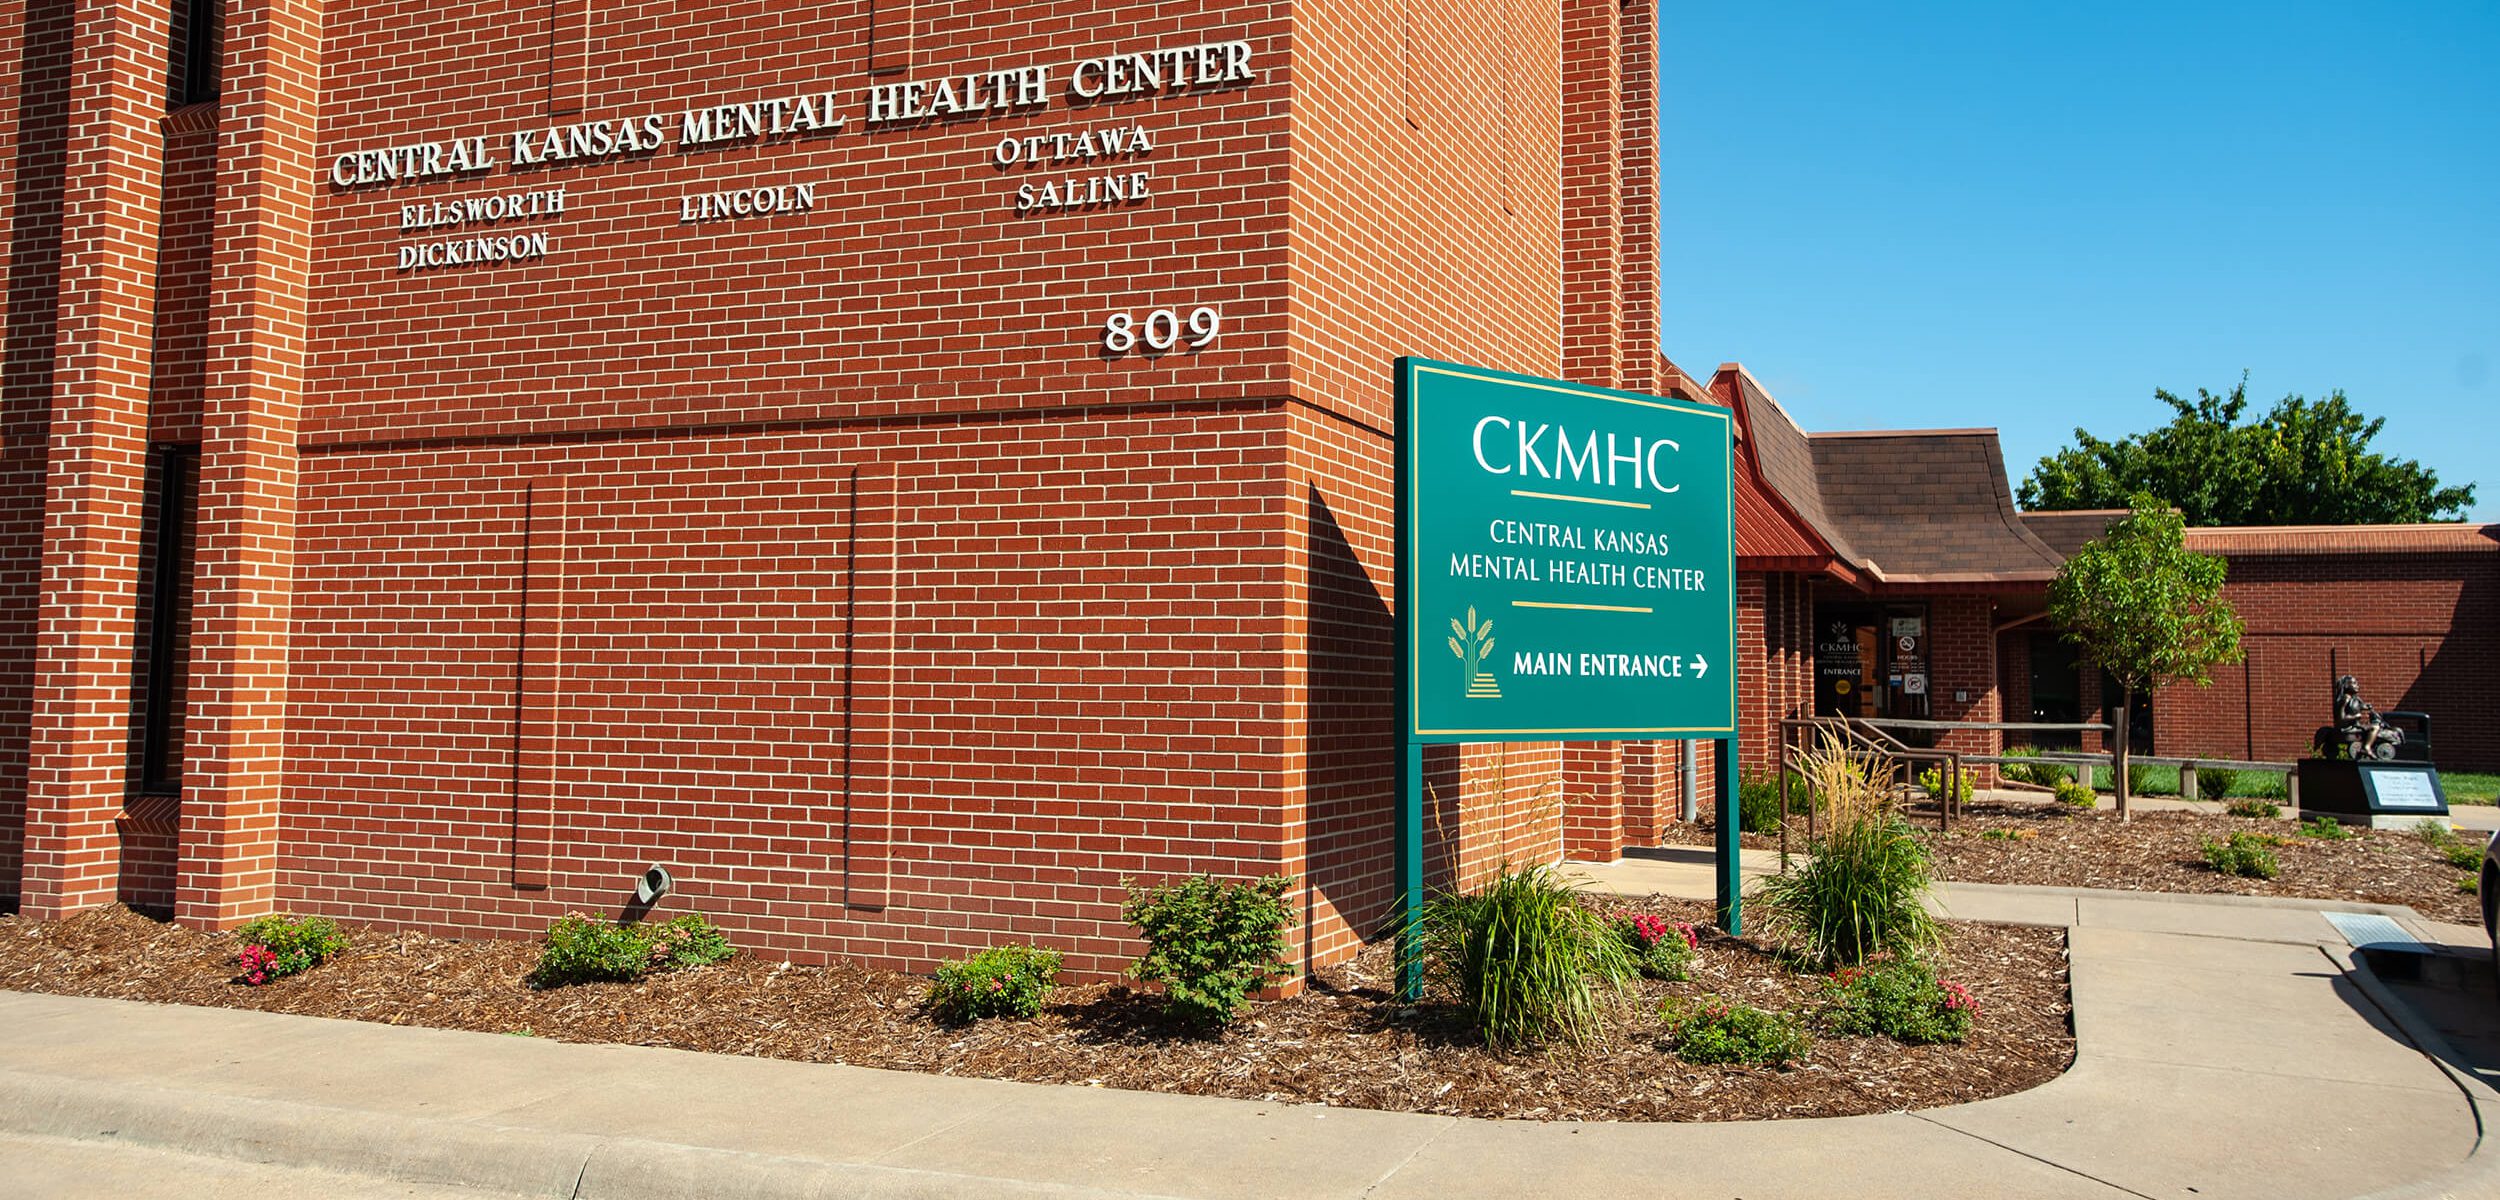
2046, 496, 2245, 819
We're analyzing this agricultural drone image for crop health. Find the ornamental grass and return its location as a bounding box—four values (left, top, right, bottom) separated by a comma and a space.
1756, 734, 1940, 968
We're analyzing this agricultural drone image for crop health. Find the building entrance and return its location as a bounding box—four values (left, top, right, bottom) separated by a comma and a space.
2027, 632, 2081, 750
1814, 602, 1933, 738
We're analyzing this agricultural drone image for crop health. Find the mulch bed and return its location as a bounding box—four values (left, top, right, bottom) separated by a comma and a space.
1919, 800, 2484, 923
0, 899, 2072, 1123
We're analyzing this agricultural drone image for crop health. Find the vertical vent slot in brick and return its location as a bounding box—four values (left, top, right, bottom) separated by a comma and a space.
548, 0, 588, 116
512, 477, 568, 891
843, 465, 893, 912
870, 0, 914, 76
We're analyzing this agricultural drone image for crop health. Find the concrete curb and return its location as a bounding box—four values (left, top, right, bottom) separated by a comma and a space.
2333, 947, 2500, 1200
0, 1067, 1181, 1200
1942, 879, 2427, 918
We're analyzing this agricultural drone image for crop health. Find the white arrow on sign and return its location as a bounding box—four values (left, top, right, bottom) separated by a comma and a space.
1692, 655, 1709, 679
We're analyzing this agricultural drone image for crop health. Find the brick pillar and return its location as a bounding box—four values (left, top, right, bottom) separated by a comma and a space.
1559, 0, 1622, 389
1616, 0, 1658, 396
1562, 740, 1623, 860
19, 0, 173, 918
1622, 739, 1663, 844
1735, 571, 1769, 772
0, 0, 82, 908
176, 0, 323, 928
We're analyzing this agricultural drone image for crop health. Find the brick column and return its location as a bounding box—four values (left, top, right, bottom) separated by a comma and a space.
177, 0, 323, 927
1559, 0, 1622, 389
1616, 0, 1658, 396
1561, 739, 1622, 860
19, 0, 173, 918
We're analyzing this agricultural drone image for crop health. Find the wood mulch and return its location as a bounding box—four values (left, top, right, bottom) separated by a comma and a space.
1917, 800, 2484, 923
1660, 796, 2481, 924
0, 898, 2072, 1123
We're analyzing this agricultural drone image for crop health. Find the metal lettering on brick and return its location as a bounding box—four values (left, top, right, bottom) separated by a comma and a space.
1398, 358, 1736, 740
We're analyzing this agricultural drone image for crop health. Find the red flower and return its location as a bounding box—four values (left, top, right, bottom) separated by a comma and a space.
237, 944, 278, 986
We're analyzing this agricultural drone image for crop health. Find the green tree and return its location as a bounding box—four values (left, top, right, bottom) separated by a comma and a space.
2047, 497, 2245, 818
2019, 377, 2475, 525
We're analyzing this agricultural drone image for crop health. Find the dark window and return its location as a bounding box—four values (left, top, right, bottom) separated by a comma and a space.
169, 0, 220, 105
130, 446, 197, 794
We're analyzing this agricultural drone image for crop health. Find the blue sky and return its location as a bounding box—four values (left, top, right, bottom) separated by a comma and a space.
1656, 2, 2498, 521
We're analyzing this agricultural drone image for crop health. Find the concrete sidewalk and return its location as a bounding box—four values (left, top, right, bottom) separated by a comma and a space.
3, 879, 2496, 1200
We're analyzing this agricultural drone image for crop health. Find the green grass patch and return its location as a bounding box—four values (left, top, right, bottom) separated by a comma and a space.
2439, 772, 2500, 806
2089, 763, 2290, 800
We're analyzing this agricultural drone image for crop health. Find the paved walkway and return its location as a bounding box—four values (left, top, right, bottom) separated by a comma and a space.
3, 875, 2496, 1199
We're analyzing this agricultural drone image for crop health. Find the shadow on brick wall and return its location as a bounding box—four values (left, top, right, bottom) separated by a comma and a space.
0, 0, 77, 906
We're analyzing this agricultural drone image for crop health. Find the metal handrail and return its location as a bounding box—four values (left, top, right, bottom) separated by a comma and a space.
1773, 715, 1964, 864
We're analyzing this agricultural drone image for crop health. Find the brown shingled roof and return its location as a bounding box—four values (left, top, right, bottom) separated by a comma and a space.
1809, 430, 2067, 584
2184, 524, 2500, 555
2020, 509, 2129, 558
1719, 365, 2063, 587
1725, 368, 1859, 564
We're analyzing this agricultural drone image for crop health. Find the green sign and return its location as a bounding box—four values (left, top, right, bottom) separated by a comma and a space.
1397, 358, 1736, 741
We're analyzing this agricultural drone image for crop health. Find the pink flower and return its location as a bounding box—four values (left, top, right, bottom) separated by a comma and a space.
1672, 921, 1699, 950
1629, 914, 1673, 947
1940, 981, 1978, 1015
237, 944, 278, 986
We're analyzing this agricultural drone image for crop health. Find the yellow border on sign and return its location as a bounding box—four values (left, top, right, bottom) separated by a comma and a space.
1512, 488, 1651, 510
1407, 361, 1740, 739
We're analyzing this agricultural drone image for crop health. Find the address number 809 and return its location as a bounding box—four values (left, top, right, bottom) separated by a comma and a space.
1103, 305, 1220, 354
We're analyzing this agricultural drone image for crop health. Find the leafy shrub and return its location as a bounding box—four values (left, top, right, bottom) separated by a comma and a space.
2247, 774, 2289, 800
2225, 797, 2281, 819
1980, 827, 2037, 842
1123, 873, 1294, 1031
528, 912, 735, 988
2053, 779, 2098, 810
1916, 767, 1972, 807
647, 914, 734, 969
1737, 772, 1819, 834
1821, 957, 1977, 1044
2200, 832, 2281, 879
2460, 876, 2480, 895
1615, 913, 1698, 982
2297, 816, 2356, 841
1663, 997, 1811, 1067
926, 944, 1062, 1023
233, 914, 350, 985
1758, 738, 1940, 968
2199, 767, 2242, 797
2414, 824, 2485, 870
1417, 865, 1635, 1050
2000, 745, 2071, 787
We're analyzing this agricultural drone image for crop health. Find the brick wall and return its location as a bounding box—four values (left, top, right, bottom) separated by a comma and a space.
280, 404, 1298, 978
2154, 549, 2499, 772
1925, 594, 2000, 787
1, 0, 1658, 982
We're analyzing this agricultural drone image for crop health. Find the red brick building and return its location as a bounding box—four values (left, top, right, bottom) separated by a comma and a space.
1688, 368, 2500, 790
0, 0, 1739, 979
7, 0, 2483, 985
2013, 517, 2500, 773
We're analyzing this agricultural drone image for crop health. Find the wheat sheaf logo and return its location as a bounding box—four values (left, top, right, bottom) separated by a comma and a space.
1448, 606, 1502, 699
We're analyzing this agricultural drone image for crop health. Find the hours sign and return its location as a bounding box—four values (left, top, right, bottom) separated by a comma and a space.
1397, 358, 1736, 740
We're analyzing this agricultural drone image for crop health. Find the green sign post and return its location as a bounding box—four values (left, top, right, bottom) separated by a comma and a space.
1395, 358, 1740, 996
